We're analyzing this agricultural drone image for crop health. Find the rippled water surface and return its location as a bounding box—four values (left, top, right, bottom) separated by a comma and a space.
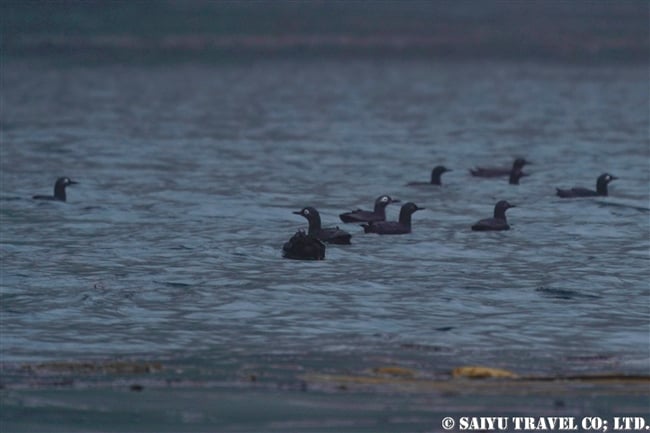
1, 59, 649, 431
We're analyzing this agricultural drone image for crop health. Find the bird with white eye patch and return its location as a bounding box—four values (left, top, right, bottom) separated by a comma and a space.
33, 177, 79, 202
339, 194, 400, 223
293, 207, 352, 244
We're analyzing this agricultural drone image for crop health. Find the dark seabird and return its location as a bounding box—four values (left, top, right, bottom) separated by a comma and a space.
33, 177, 78, 201
471, 200, 515, 231
293, 207, 352, 244
470, 158, 530, 178
339, 195, 400, 223
556, 173, 617, 198
509, 168, 528, 185
282, 230, 326, 260
407, 165, 452, 186
362, 202, 424, 235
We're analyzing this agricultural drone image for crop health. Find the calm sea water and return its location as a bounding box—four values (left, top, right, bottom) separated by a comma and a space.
1, 58, 649, 431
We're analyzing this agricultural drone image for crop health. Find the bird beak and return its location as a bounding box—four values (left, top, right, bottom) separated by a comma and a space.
416, 206, 426, 210
292, 211, 301, 215
509, 204, 517, 208
610, 175, 618, 180
69, 180, 79, 185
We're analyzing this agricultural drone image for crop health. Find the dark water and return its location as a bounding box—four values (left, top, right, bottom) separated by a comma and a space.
1, 59, 649, 431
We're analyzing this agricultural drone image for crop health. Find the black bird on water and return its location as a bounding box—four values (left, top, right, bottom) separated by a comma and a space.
407, 165, 452, 186
33, 177, 78, 202
362, 202, 424, 235
282, 231, 326, 260
339, 195, 399, 223
556, 173, 617, 198
470, 158, 530, 178
471, 200, 516, 231
509, 168, 528, 185
293, 207, 352, 244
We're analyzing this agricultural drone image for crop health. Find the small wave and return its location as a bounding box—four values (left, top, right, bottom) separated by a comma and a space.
535, 287, 601, 300
595, 199, 650, 213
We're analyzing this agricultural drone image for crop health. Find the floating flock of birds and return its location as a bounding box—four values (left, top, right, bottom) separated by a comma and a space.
34, 158, 618, 261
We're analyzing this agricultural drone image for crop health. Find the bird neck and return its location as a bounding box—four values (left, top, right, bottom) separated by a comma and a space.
53, 184, 67, 201
398, 209, 413, 225
307, 214, 322, 232
509, 169, 521, 185
494, 207, 508, 220
373, 202, 387, 217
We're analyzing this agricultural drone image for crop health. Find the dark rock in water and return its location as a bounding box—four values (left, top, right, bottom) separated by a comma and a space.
339, 194, 399, 223
471, 200, 515, 231
556, 173, 617, 198
33, 177, 78, 202
282, 230, 325, 260
293, 207, 351, 244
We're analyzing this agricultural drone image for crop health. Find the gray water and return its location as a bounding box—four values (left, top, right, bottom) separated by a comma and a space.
1, 59, 649, 431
